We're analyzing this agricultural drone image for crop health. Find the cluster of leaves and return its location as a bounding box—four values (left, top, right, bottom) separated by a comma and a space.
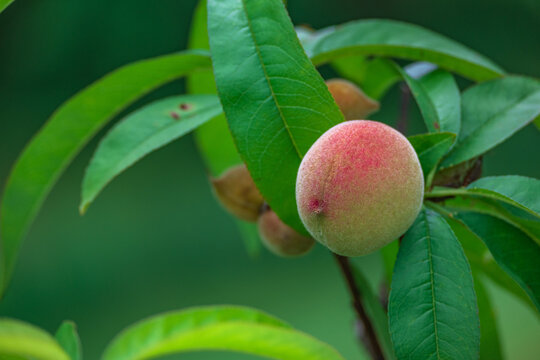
0, 306, 343, 360
1, 0, 539, 359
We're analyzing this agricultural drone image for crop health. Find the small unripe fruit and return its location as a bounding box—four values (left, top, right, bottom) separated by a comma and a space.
326, 79, 379, 120
258, 207, 315, 257
211, 164, 264, 222
296, 120, 424, 257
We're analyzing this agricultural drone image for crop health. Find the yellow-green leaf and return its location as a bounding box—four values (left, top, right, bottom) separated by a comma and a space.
0, 318, 69, 360
102, 306, 343, 360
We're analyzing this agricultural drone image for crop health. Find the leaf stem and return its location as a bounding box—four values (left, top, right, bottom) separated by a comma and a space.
333, 254, 385, 360
424, 188, 470, 199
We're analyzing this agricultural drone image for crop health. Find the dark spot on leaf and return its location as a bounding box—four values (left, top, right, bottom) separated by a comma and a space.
179, 103, 192, 111
433, 122, 440, 130
170, 112, 180, 120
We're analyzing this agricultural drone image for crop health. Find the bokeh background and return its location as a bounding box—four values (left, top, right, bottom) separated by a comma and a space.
1, 0, 539, 359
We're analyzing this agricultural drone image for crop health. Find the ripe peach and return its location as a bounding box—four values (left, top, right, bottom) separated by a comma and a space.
296, 120, 424, 257
326, 79, 379, 120
258, 207, 314, 257
211, 164, 264, 222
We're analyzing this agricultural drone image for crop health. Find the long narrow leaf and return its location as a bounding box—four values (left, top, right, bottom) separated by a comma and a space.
389, 208, 479, 359
80, 95, 222, 212
399, 68, 461, 134
0, 0, 14, 14
55, 321, 82, 360
332, 56, 401, 100
441, 76, 540, 168
467, 176, 540, 217
208, 0, 344, 233
102, 306, 344, 360
425, 201, 538, 314
0, 318, 69, 360
427, 175, 540, 220
441, 195, 540, 246
0, 50, 211, 296
455, 211, 540, 311
473, 275, 503, 360
188, 0, 261, 256
309, 19, 504, 81
187, 0, 242, 176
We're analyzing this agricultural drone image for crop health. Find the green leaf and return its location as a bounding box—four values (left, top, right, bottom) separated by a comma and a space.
408, 132, 456, 184
455, 211, 540, 311
440, 195, 540, 246
389, 208, 479, 359
208, 0, 344, 233
55, 321, 82, 360
0, 318, 69, 360
295, 26, 335, 58
350, 264, 396, 360
332, 57, 401, 100
425, 201, 538, 314
381, 241, 399, 286
534, 116, 540, 130
467, 176, 540, 218
427, 176, 540, 221
188, 0, 261, 256
101, 306, 344, 360
0, 0, 14, 14
309, 19, 504, 81
0, 50, 211, 296
80, 95, 222, 213
441, 76, 540, 168
473, 275, 503, 360
330, 56, 367, 86
186, 0, 214, 95
399, 67, 461, 134
188, 0, 242, 177
235, 219, 262, 257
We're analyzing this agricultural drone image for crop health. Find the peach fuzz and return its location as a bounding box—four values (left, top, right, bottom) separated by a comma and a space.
296, 120, 424, 257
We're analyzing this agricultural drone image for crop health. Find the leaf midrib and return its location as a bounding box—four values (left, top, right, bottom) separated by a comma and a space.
417, 137, 454, 159
132, 321, 342, 360
82, 103, 222, 209
423, 210, 441, 359
311, 44, 503, 80
104, 105, 220, 174
241, 0, 303, 160
425, 187, 540, 220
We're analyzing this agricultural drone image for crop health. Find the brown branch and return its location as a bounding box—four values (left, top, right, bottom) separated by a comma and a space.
334, 254, 385, 360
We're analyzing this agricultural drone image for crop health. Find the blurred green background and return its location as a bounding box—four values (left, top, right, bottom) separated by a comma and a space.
1, 0, 539, 359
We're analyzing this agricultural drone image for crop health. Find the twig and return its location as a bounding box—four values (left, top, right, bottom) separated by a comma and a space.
334, 254, 385, 360
396, 83, 411, 136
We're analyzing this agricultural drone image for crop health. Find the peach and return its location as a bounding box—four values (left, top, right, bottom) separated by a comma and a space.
258, 207, 314, 257
326, 79, 379, 120
296, 120, 424, 257
211, 164, 264, 222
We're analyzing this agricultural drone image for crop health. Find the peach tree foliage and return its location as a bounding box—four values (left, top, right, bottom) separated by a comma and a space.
1, 0, 540, 359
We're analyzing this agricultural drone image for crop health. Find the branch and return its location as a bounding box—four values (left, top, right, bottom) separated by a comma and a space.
334, 254, 385, 360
